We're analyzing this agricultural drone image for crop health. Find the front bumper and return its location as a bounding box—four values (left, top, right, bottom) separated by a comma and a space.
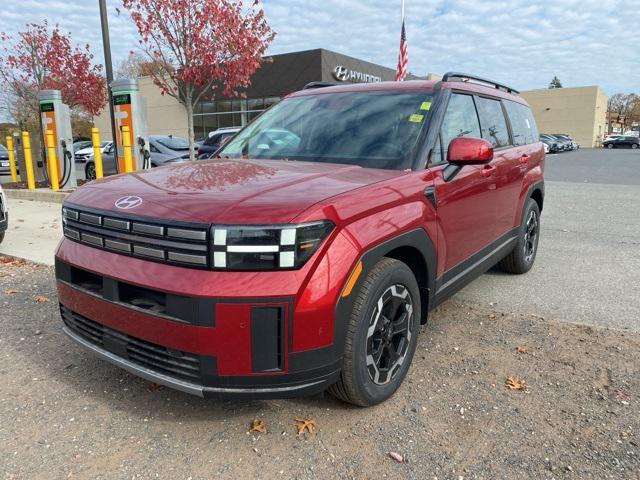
55, 231, 360, 397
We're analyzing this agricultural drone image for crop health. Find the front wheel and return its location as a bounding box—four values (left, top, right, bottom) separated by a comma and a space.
632, 144, 638, 149
607, 144, 614, 149
328, 258, 421, 406
85, 162, 96, 180
0, 231, 4, 244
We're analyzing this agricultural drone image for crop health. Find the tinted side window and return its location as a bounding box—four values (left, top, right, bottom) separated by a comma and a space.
150, 144, 160, 153
504, 101, 539, 146
440, 93, 481, 160
475, 97, 510, 148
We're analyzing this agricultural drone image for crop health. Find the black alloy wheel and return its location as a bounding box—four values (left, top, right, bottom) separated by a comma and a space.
328, 257, 421, 406
523, 209, 539, 264
85, 162, 96, 180
366, 284, 414, 385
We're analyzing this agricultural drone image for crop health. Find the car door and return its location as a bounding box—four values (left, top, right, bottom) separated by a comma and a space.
429, 92, 499, 277
474, 95, 521, 239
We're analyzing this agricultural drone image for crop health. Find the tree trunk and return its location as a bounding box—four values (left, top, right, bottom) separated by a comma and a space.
185, 89, 196, 161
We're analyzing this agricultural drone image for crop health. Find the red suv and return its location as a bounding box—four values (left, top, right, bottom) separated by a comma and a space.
56, 73, 544, 406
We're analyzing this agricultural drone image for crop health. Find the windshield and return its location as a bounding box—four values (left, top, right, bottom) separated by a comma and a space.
156, 136, 189, 150
0, 144, 7, 153
220, 91, 433, 170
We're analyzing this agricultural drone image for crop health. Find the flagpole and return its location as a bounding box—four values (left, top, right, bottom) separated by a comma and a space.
401, 0, 405, 20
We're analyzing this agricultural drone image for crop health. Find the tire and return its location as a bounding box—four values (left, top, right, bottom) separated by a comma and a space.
498, 198, 541, 274
328, 257, 421, 406
0, 231, 4, 244
85, 162, 96, 180
632, 144, 638, 149
607, 144, 614, 149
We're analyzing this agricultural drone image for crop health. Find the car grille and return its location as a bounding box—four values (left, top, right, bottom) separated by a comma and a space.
61, 306, 203, 383
62, 205, 211, 268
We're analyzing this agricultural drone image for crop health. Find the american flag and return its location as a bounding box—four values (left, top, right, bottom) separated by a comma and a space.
394, 3, 408, 81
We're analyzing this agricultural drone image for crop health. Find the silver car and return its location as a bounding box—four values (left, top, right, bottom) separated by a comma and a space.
83, 135, 190, 179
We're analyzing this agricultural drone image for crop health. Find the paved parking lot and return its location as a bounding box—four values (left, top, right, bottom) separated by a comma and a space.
459, 148, 640, 332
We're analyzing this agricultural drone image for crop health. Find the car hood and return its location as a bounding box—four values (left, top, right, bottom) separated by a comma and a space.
75, 147, 94, 155
65, 158, 404, 224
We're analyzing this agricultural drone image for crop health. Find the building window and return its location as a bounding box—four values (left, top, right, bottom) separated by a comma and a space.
193, 97, 280, 139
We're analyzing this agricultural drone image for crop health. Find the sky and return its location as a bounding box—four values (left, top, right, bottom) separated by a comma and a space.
0, 0, 637, 98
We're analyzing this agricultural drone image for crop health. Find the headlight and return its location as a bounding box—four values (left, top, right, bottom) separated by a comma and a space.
211, 220, 334, 270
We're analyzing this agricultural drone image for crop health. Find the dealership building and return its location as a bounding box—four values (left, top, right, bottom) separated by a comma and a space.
95, 48, 607, 148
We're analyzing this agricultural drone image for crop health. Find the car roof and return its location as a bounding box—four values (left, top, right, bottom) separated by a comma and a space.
290, 78, 527, 105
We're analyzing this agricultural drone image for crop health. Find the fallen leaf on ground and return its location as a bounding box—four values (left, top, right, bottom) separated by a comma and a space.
505, 376, 529, 393
5, 289, 18, 294
146, 382, 164, 391
516, 346, 528, 354
34, 294, 49, 303
248, 419, 266, 434
388, 451, 405, 463
0, 256, 28, 266
294, 418, 316, 435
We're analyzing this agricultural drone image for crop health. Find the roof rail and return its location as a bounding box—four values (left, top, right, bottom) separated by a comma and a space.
441, 72, 520, 94
302, 81, 338, 90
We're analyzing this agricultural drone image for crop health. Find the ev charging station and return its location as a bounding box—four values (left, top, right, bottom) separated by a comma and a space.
111, 78, 150, 172
38, 90, 77, 189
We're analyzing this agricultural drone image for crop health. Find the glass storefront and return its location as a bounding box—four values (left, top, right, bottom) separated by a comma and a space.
193, 97, 280, 139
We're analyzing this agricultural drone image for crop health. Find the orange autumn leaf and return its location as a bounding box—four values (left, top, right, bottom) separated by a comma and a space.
34, 294, 49, 303
248, 419, 266, 434
505, 376, 529, 393
516, 346, 528, 354
294, 418, 316, 435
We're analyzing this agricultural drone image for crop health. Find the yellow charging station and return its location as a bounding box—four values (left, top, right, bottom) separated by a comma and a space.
111, 78, 150, 173
38, 90, 77, 189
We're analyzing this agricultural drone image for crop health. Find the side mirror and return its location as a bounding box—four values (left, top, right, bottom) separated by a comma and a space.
447, 137, 494, 165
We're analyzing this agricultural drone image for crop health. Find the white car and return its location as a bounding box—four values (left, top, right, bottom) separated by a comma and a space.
0, 184, 7, 244
74, 141, 113, 163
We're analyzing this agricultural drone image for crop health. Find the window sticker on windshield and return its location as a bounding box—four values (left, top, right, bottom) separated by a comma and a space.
420, 101, 432, 111
409, 114, 424, 123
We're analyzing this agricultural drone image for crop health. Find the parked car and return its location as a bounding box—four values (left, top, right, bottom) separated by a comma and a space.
75, 142, 113, 179
539, 134, 562, 153
198, 127, 240, 159
552, 134, 578, 150
72, 140, 93, 153
148, 135, 191, 166
546, 134, 573, 151
56, 73, 544, 406
603, 136, 639, 149
83, 136, 191, 179
0, 144, 11, 177
0, 184, 7, 243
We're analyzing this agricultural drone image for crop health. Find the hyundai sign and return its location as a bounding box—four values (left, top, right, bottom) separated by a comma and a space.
332, 65, 382, 84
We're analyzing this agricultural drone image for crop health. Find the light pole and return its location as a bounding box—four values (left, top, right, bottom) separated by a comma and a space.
99, 0, 118, 159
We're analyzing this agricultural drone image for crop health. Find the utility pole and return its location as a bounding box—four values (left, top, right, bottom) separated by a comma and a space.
99, 0, 118, 160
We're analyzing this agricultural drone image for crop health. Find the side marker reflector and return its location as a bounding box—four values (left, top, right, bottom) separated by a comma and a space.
341, 261, 363, 298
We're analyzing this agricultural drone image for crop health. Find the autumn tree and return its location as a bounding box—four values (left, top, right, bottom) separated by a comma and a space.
0, 21, 107, 122
607, 93, 640, 134
548, 76, 563, 89
122, 0, 275, 160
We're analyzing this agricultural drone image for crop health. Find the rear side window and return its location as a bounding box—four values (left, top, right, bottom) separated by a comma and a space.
475, 97, 510, 148
439, 93, 481, 160
504, 101, 539, 146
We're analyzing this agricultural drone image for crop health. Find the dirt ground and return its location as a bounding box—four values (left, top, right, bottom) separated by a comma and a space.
1, 257, 638, 479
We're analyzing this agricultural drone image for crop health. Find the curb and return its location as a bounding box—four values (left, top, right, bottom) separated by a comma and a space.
3, 188, 70, 204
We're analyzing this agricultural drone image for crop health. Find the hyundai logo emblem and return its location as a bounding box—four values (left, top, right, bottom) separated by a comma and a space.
115, 196, 143, 209
333, 65, 349, 82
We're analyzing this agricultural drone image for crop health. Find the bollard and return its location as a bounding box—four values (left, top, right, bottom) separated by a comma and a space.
91, 127, 104, 179
5, 136, 18, 182
45, 130, 60, 191
122, 125, 133, 173
21, 131, 36, 190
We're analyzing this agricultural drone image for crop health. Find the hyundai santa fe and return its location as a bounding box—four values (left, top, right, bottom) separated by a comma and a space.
56, 72, 544, 406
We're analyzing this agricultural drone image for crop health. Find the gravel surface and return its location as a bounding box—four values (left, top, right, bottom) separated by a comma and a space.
1, 258, 638, 479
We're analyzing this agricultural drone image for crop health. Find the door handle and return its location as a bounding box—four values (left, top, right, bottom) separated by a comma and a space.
480, 165, 496, 177
519, 154, 530, 164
